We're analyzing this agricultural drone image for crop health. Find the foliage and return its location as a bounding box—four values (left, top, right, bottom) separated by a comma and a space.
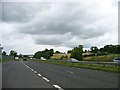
19, 54, 22, 58
70, 45, 83, 61
55, 51, 61, 54
2, 51, 7, 55
67, 50, 72, 53
9, 50, 17, 57
34, 49, 54, 59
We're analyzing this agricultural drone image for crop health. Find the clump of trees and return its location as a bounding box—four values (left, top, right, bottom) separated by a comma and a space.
34, 49, 54, 59
70, 45, 83, 61
9, 50, 18, 57
83, 44, 120, 57
91, 45, 120, 55
2, 51, 7, 55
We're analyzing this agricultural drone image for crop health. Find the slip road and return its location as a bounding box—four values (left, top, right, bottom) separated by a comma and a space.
2, 60, 118, 89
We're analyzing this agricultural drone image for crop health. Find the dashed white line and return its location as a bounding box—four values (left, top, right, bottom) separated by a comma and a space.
67, 71, 73, 74
38, 74, 42, 77
31, 69, 34, 71
53, 85, 64, 90
34, 71, 37, 74
42, 77, 50, 82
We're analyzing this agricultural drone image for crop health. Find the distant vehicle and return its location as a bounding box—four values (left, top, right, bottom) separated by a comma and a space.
41, 57, 46, 60
113, 58, 120, 63
15, 57, 19, 61
67, 58, 79, 63
23, 58, 27, 61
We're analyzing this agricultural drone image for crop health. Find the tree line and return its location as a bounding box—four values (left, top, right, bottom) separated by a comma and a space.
2, 44, 120, 61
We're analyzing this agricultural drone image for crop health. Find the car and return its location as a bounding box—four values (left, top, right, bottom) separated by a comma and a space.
113, 57, 120, 63
23, 58, 27, 61
15, 57, 19, 61
67, 58, 80, 63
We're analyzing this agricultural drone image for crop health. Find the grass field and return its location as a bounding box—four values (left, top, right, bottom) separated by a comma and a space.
83, 54, 120, 62
51, 53, 71, 59
2, 59, 14, 63
51, 53, 120, 62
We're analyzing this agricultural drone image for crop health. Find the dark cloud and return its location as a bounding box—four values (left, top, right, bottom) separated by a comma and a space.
2, 2, 50, 23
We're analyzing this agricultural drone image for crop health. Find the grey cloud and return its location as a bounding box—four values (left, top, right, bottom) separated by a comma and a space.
2, 2, 50, 23
18, 2, 107, 39
2, 1, 117, 49
34, 33, 72, 47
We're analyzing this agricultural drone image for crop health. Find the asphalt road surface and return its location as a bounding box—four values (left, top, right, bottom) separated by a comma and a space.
2, 61, 54, 88
2, 60, 119, 89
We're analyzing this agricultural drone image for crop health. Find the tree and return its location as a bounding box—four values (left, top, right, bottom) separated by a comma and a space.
34, 49, 54, 59
19, 54, 22, 58
55, 51, 60, 54
34, 51, 42, 59
67, 50, 72, 53
90, 46, 98, 55
2, 51, 7, 55
9, 50, 17, 57
70, 45, 83, 61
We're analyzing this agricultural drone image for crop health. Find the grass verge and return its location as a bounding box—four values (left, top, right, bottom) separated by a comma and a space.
33, 59, 120, 73
2, 59, 13, 63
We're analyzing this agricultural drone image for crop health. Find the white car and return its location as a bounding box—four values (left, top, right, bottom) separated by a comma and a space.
68, 58, 80, 63
113, 58, 120, 63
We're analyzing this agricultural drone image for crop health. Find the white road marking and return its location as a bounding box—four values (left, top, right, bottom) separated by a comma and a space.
53, 85, 64, 90
38, 74, 42, 77
31, 69, 34, 71
67, 71, 73, 74
34, 71, 37, 74
42, 77, 50, 82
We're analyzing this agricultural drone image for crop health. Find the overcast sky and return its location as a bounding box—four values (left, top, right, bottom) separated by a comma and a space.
0, 0, 119, 55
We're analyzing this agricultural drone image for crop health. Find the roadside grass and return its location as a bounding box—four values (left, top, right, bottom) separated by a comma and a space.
2, 59, 13, 63
33, 59, 120, 73
83, 54, 120, 62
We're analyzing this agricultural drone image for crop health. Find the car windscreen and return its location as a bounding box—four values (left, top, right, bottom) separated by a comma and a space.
115, 58, 120, 60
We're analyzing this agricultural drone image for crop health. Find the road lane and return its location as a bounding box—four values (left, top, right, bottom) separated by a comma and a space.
2, 61, 54, 88
25, 60, 118, 88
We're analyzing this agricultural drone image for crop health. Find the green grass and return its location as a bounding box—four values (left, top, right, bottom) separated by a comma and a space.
2, 59, 13, 63
33, 59, 120, 73
83, 54, 120, 62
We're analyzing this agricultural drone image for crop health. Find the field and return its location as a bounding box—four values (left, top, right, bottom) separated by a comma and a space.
51, 53, 120, 62
51, 53, 71, 60
83, 54, 120, 62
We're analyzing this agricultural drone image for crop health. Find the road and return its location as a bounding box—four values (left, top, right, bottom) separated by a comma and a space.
2, 61, 54, 89
2, 60, 119, 89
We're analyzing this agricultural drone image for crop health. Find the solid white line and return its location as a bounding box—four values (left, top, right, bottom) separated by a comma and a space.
42, 77, 50, 82
53, 85, 64, 90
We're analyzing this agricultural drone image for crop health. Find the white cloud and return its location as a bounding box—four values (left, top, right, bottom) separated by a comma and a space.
1, 0, 118, 54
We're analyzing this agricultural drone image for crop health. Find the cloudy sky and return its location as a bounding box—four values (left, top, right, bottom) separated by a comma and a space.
0, 0, 119, 55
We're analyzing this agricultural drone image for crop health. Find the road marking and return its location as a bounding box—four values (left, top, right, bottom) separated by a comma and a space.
42, 77, 50, 82
34, 71, 37, 74
53, 85, 64, 90
31, 68, 34, 71
38, 74, 42, 77
67, 71, 73, 74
